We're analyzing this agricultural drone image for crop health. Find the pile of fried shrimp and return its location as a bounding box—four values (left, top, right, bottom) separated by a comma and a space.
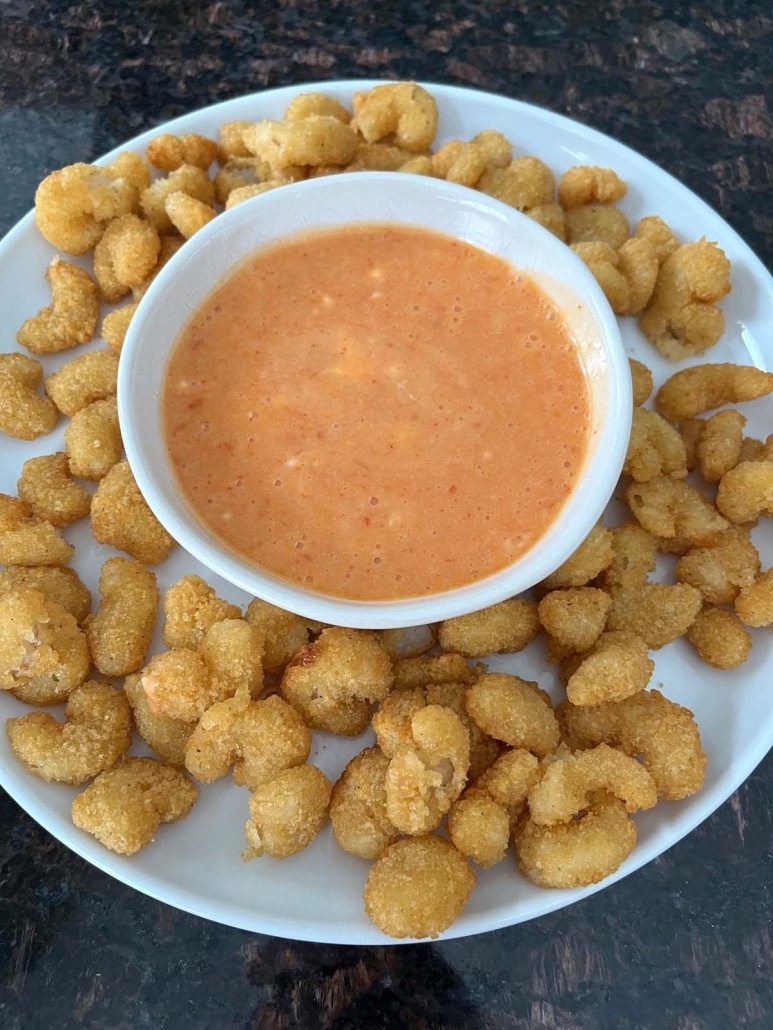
2, 81, 771, 940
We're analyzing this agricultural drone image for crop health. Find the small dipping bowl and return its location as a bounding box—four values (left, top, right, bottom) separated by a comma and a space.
118, 172, 632, 629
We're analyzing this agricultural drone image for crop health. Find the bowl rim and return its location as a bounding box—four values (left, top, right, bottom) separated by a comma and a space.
118, 170, 632, 628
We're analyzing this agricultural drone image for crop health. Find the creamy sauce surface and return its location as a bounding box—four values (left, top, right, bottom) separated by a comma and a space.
164, 224, 591, 599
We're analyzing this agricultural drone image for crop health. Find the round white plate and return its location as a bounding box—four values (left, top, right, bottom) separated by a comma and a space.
1, 81, 771, 945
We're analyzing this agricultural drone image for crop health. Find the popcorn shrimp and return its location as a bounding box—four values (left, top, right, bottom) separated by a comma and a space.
330, 747, 400, 859
243, 764, 331, 859
90, 460, 176, 564
44, 349, 118, 416
17, 453, 91, 527
0, 353, 58, 441
163, 574, 241, 649
437, 598, 539, 658
85, 557, 158, 676
17, 259, 99, 354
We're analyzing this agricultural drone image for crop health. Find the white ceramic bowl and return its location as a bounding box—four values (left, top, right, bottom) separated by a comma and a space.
118, 171, 631, 629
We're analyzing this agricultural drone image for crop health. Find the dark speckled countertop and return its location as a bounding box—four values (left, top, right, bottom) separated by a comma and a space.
1, 2, 772, 1027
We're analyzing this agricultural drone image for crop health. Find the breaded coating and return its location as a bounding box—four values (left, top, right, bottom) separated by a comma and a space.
557, 690, 706, 801
147, 133, 219, 171
6, 680, 131, 784
573, 239, 658, 316
526, 202, 566, 240
606, 582, 702, 649
566, 630, 654, 705
716, 461, 773, 524
538, 587, 611, 656
224, 182, 282, 209
213, 156, 263, 202
687, 607, 752, 669
423, 681, 502, 781
71, 757, 197, 856
64, 396, 122, 480
363, 836, 475, 939
466, 673, 560, 757
34, 161, 138, 255
372, 687, 427, 758
599, 522, 658, 592
106, 151, 152, 193
738, 436, 766, 463
85, 558, 158, 676
633, 215, 679, 264
285, 92, 351, 123
675, 527, 760, 604
385, 705, 470, 834
514, 792, 637, 889
329, 747, 400, 860
164, 192, 217, 239
90, 460, 176, 564
734, 569, 773, 627
280, 626, 393, 735
679, 418, 706, 471
17, 453, 91, 527
123, 673, 195, 766
140, 648, 219, 722
656, 363, 773, 422
0, 589, 90, 705
542, 523, 614, 589
0, 566, 90, 624
44, 349, 118, 416
244, 597, 320, 673
430, 140, 488, 187
697, 409, 746, 482
558, 166, 627, 208
243, 764, 331, 859
17, 258, 99, 354
378, 624, 435, 661
639, 240, 732, 360
625, 477, 729, 543
348, 141, 424, 173
392, 652, 474, 690
0, 353, 58, 441
352, 82, 438, 151
93, 214, 161, 302
629, 358, 653, 406
244, 116, 359, 169
477, 156, 554, 212
163, 575, 241, 649
528, 744, 657, 826
438, 598, 539, 658
565, 205, 630, 249
448, 794, 510, 868
199, 618, 264, 699
624, 407, 688, 482
476, 748, 541, 808
101, 302, 137, 355
0, 493, 74, 567
132, 234, 186, 300
185, 693, 311, 790
218, 121, 252, 160
140, 164, 215, 233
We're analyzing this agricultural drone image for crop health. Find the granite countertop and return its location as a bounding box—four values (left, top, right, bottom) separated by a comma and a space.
1, 2, 771, 1027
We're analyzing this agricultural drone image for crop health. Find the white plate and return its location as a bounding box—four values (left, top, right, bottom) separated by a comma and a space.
1, 80, 772, 945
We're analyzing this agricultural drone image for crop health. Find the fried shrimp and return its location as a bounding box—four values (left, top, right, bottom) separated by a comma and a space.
163, 574, 241, 649
566, 631, 654, 705
624, 407, 688, 482
716, 461, 773, 524
734, 569, 773, 627
0, 566, 91, 624
686, 607, 752, 669
437, 598, 539, 657
639, 240, 731, 360
697, 409, 746, 482
606, 583, 702, 649
244, 597, 321, 673
629, 358, 654, 406
558, 166, 627, 208
656, 363, 773, 422
123, 673, 195, 766
364, 836, 475, 939
243, 764, 332, 859
466, 673, 560, 757
448, 794, 510, 868
330, 747, 400, 859
0, 588, 90, 705
625, 477, 729, 544
17, 259, 99, 354
541, 523, 614, 589
64, 396, 122, 481
675, 527, 760, 604
185, 692, 311, 789
280, 626, 393, 735
85, 557, 158, 676
71, 757, 197, 855
514, 792, 637, 888
90, 460, 176, 564
17, 453, 91, 527
147, 133, 219, 171
557, 691, 706, 801
6, 680, 131, 784
44, 349, 119, 416
391, 652, 474, 690
0, 353, 58, 441
139, 648, 219, 722
527, 744, 657, 825
0, 494, 74, 567
538, 587, 611, 657
352, 82, 438, 151
385, 704, 470, 834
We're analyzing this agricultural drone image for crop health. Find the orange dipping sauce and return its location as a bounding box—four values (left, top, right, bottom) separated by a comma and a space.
163, 225, 591, 600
